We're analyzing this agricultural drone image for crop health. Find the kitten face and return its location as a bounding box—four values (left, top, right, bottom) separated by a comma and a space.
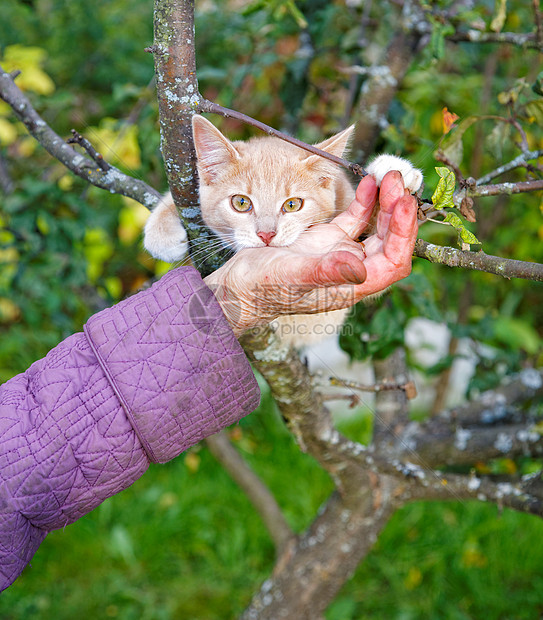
193, 116, 354, 252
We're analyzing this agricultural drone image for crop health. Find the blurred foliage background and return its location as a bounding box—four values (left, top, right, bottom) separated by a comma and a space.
0, 0, 542, 618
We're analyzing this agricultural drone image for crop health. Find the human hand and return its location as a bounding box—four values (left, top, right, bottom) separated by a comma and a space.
203, 171, 418, 335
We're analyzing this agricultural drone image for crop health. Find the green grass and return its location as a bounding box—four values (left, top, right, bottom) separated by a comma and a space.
2, 387, 543, 619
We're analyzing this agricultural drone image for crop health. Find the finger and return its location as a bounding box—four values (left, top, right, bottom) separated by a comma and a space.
332, 175, 378, 239
347, 194, 418, 296
376, 170, 405, 238
383, 193, 418, 266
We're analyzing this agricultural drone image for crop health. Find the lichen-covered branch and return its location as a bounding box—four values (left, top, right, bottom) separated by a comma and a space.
0, 64, 160, 210
414, 239, 543, 282
459, 178, 543, 201
151, 0, 231, 275
406, 470, 543, 518
437, 368, 543, 427
475, 149, 543, 185
449, 30, 541, 50
381, 368, 543, 467
372, 348, 411, 444
241, 481, 401, 620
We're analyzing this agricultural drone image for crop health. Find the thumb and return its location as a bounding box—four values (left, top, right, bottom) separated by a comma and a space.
297, 251, 367, 288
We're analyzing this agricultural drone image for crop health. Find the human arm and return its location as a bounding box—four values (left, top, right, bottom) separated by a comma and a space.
0, 268, 260, 591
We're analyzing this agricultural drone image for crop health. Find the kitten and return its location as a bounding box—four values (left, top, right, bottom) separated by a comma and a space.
144, 115, 422, 345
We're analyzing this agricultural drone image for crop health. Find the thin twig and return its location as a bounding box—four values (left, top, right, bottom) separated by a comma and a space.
67, 129, 111, 172
325, 376, 417, 399
198, 98, 368, 178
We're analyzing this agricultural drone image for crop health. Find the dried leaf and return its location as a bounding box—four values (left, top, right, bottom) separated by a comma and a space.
442, 107, 459, 134
460, 197, 477, 222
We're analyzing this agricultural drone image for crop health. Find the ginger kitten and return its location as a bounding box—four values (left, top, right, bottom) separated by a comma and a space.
144, 115, 422, 345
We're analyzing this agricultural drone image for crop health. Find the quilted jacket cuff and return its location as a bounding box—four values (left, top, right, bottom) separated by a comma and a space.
84, 267, 260, 463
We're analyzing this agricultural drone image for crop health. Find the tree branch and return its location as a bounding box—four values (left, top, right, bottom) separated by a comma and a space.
151, 0, 232, 276
449, 30, 541, 50
461, 178, 543, 201
414, 239, 543, 282
0, 64, 160, 210
438, 368, 543, 427
241, 482, 401, 620
406, 470, 543, 518
205, 431, 294, 554
475, 150, 543, 186
0, 152, 14, 195
384, 368, 543, 467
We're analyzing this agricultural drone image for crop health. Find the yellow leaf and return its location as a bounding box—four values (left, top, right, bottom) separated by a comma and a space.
83, 228, 114, 282
36, 214, 50, 235
184, 452, 200, 473
0, 298, 20, 323
461, 539, 487, 568
85, 119, 141, 170
404, 567, 423, 590
104, 277, 122, 300
158, 492, 178, 509
58, 174, 75, 191
118, 197, 149, 244
0, 118, 18, 146
1, 45, 55, 95
18, 136, 37, 157
490, 0, 507, 33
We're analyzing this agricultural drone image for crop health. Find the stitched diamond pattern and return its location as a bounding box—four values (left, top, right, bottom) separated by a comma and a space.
0, 267, 260, 590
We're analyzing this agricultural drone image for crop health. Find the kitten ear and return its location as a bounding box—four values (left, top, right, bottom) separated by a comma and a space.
303, 125, 354, 186
192, 115, 240, 182
312, 124, 354, 158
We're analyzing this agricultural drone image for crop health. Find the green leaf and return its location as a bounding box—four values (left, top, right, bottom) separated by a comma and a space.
437, 116, 481, 167
431, 167, 456, 210
493, 316, 541, 355
490, 0, 507, 32
525, 101, 543, 126
444, 212, 482, 246
532, 71, 543, 97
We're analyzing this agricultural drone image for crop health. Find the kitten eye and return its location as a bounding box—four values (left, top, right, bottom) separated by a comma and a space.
231, 194, 253, 212
282, 197, 304, 213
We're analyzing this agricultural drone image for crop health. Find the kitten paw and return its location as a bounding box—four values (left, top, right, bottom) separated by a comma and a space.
144, 194, 189, 263
366, 154, 423, 194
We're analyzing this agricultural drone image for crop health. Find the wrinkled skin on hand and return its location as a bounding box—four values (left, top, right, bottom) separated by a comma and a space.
203, 171, 418, 335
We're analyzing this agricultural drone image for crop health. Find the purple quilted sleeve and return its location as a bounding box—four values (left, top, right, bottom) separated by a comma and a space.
0, 267, 260, 591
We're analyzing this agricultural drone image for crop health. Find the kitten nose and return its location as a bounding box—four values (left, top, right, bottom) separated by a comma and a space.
257, 231, 276, 246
